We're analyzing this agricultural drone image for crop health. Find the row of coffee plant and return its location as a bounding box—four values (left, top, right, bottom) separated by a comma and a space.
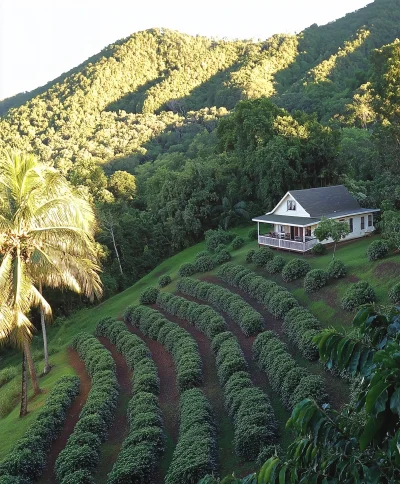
95, 318, 164, 483
217, 263, 321, 360
153, 291, 277, 461
124, 305, 203, 392
157, 292, 227, 338
176, 277, 263, 336
253, 331, 327, 410
55, 333, 119, 483
0, 376, 80, 483
165, 388, 218, 484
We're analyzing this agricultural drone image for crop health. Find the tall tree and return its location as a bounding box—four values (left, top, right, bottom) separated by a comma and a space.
314, 216, 350, 259
0, 151, 102, 414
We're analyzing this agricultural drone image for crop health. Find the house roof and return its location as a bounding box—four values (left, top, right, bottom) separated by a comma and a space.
252, 214, 320, 226
288, 185, 360, 217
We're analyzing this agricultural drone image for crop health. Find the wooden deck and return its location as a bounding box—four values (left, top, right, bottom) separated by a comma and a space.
258, 235, 318, 252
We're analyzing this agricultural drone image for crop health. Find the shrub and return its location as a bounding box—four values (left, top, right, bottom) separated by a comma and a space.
311, 243, 326, 255
256, 444, 282, 467
252, 247, 274, 266
0, 376, 80, 483
214, 249, 231, 265
158, 275, 171, 288
231, 236, 245, 250
195, 251, 210, 260
389, 282, 400, 305
178, 262, 196, 277
248, 227, 258, 240
205, 229, 235, 252
246, 249, 255, 263
281, 258, 311, 282
327, 259, 346, 279
194, 255, 215, 273
0, 366, 18, 388
291, 375, 328, 408
367, 239, 389, 261
139, 286, 160, 305
304, 269, 328, 293
341, 281, 376, 311
265, 256, 286, 274
283, 307, 321, 360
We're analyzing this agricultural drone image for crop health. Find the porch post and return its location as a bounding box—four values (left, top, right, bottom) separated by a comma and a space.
257, 222, 260, 237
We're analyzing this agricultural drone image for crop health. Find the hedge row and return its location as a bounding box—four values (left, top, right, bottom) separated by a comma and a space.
253, 331, 327, 410
217, 263, 321, 360
0, 376, 80, 483
176, 277, 263, 336
124, 305, 203, 392
156, 292, 227, 339
55, 333, 119, 484
165, 389, 217, 484
95, 318, 164, 483
211, 331, 277, 460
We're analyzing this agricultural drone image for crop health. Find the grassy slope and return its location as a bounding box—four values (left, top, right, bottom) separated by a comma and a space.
0, 228, 399, 462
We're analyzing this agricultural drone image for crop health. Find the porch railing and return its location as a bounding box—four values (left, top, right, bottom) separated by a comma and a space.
258, 235, 318, 252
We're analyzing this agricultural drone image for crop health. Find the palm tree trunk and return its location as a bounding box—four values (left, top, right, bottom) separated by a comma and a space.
23, 338, 41, 395
20, 351, 28, 417
110, 226, 123, 275
39, 283, 51, 374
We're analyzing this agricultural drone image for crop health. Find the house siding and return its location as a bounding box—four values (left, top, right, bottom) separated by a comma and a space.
317, 214, 374, 245
273, 194, 310, 217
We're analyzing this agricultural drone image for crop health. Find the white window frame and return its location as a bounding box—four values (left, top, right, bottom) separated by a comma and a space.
287, 200, 296, 211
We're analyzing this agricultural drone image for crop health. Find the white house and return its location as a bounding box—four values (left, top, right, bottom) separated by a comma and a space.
252, 185, 379, 252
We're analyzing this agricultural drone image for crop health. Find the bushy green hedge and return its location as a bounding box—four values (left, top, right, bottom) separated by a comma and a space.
165, 388, 217, 484
195, 251, 210, 260
139, 286, 160, 305
246, 249, 255, 263
265, 256, 286, 274
367, 239, 389, 261
124, 305, 202, 392
211, 332, 277, 460
327, 259, 346, 279
217, 264, 319, 359
158, 275, 172, 288
304, 269, 328, 293
253, 331, 327, 409
248, 227, 258, 240
178, 262, 196, 277
252, 247, 274, 266
205, 229, 235, 252
389, 282, 400, 305
231, 236, 245, 250
194, 255, 215, 273
157, 291, 227, 339
281, 258, 311, 282
177, 277, 263, 336
214, 249, 231, 265
310, 243, 326, 255
341, 281, 376, 311
55, 333, 118, 483
0, 376, 79, 483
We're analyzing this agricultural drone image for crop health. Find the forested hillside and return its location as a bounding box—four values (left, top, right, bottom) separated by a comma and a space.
0, 0, 400, 308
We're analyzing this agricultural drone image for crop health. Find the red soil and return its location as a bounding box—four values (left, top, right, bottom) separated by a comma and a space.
38, 348, 91, 484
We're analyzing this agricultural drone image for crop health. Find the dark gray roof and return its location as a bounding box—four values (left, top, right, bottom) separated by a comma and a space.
252, 214, 320, 226
289, 185, 360, 217
324, 208, 380, 219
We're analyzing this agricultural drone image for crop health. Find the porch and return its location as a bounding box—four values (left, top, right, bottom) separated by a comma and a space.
258, 234, 318, 252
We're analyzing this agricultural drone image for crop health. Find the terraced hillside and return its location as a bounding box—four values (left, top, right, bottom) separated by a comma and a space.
1, 227, 399, 481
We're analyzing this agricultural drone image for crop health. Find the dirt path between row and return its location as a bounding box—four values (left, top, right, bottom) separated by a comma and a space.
38, 348, 91, 484
205, 276, 349, 411
95, 337, 132, 483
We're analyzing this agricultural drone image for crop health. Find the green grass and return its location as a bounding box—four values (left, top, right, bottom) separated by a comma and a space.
0, 226, 398, 468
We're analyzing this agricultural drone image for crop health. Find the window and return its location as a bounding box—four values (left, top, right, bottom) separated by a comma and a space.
349, 218, 353, 233
361, 216, 365, 230
279, 225, 284, 232
287, 200, 296, 211
368, 214, 373, 227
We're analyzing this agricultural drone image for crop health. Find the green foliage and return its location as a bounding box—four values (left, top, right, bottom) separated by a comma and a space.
265, 256, 286, 274
341, 281, 376, 311
283, 307, 321, 360
389, 282, 400, 305
252, 248, 274, 267
139, 286, 160, 305
246, 249, 255, 263
248, 228, 258, 240
310, 243, 326, 255
205, 229, 235, 252
0, 376, 79, 483
178, 263, 196, 277
55, 334, 118, 483
177, 277, 263, 336
303, 269, 329, 293
327, 259, 347, 279
213, 249, 232, 265
314, 217, 350, 258
367, 239, 389, 261
194, 255, 215, 273
281, 258, 311, 282
231, 236, 245, 250
381, 210, 400, 250
158, 274, 172, 288
0, 367, 18, 388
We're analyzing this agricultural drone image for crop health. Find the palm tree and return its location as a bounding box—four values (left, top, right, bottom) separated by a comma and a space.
0, 150, 102, 415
